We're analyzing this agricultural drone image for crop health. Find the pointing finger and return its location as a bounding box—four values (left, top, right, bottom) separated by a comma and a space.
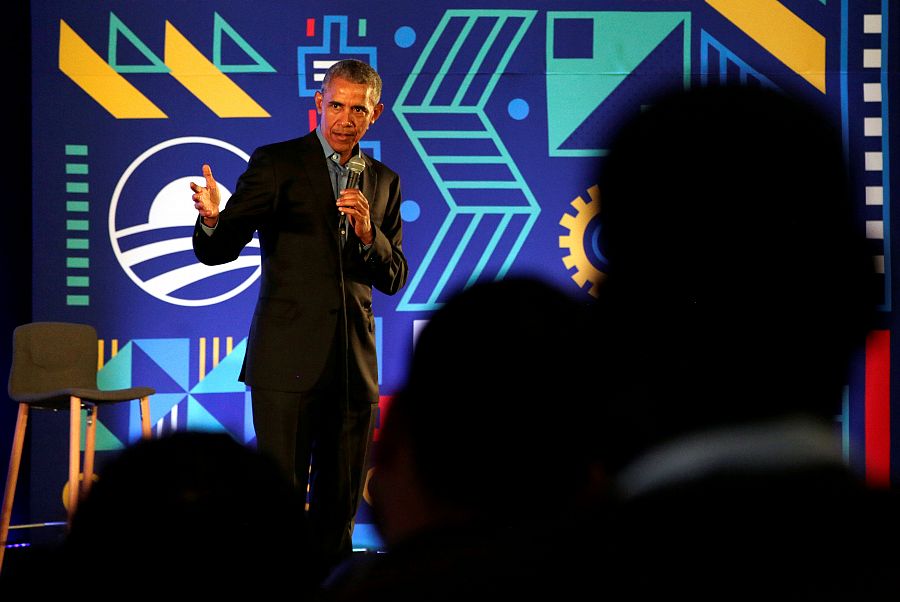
202, 164, 217, 190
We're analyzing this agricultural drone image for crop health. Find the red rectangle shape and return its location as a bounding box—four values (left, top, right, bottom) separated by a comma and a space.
865, 329, 891, 487
306, 18, 315, 37
373, 395, 393, 442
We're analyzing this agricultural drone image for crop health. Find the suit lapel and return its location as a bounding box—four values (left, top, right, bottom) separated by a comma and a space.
299, 132, 343, 247
361, 154, 377, 211
298, 133, 377, 253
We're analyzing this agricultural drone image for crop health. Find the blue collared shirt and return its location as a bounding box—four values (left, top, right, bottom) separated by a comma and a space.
316, 126, 359, 199
315, 127, 371, 250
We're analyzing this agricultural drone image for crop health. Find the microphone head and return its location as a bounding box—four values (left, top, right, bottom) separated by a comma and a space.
347, 155, 366, 175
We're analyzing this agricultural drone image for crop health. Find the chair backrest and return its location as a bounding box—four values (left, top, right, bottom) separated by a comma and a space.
8, 321, 100, 400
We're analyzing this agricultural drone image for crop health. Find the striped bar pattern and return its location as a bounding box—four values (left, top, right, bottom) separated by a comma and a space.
65, 144, 90, 306
393, 10, 539, 311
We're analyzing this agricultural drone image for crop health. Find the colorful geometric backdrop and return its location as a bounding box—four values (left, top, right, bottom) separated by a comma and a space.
26, 0, 898, 549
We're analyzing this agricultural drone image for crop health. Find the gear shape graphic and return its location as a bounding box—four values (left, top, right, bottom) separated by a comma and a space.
559, 184, 607, 298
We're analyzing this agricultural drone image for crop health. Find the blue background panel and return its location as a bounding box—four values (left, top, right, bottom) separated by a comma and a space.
20, 0, 900, 551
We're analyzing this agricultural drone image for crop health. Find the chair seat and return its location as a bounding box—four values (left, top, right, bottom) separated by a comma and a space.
12, 386, 157, 409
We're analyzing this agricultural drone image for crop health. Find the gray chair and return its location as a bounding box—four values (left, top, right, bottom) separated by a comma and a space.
0, 322, 155, 573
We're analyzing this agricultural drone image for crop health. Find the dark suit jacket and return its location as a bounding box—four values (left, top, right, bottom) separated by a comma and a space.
193, 131, 408, 402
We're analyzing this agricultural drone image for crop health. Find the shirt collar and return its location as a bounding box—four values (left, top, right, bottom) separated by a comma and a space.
315, 125, 359, 167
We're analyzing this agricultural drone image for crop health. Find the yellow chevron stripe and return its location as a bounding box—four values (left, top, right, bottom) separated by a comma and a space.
164, 21, 269, 118
706, 0, 826, 93
59, 20, 167, 119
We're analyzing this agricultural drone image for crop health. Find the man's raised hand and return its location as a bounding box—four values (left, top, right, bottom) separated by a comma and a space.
190, 164, 220, 225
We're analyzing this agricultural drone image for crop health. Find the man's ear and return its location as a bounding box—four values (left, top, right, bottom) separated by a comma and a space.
314, 90, 324, 115
370, 103, 385, 124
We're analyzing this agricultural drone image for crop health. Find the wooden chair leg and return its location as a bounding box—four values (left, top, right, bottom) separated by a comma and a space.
67, 396, 82, 524
0, 404, 29, 575
140, 396, 151, 440
82, 405, 98, 499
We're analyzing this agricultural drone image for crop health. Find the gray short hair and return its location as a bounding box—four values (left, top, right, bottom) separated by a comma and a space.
321, 59, 382, 104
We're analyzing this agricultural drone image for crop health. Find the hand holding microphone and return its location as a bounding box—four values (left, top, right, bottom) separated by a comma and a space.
337, 155, 373, 245
345, 155, 365, 190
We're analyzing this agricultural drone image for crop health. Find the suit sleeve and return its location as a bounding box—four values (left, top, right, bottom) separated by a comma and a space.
193, 147, 276, 266
364, 169, 408, 296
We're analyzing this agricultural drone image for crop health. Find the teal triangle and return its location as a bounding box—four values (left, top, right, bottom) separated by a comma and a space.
213, 12, 275, 73
93, 418, 125, 451
190, 392, 246, 439
98, 342, 133, 389
108, 12, 169, 73
187, 395, 229, 434
191, 338, 248, 394
80, 413, 125, 452
134, 339, 190, 390
547, 12, 689, 153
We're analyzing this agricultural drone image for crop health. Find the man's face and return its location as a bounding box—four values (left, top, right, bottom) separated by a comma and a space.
315, 76, 383, 164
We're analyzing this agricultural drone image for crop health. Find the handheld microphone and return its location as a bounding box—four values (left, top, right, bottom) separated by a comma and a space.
345, 155, 366, 190
340, 155, 366, 234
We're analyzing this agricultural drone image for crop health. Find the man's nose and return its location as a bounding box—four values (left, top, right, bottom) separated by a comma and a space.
337, 108, 355, 126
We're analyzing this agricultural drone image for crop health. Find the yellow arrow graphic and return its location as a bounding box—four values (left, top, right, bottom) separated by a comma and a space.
59, 20, 167, 119
707, 0, 826, 93
164, 21, 269, 118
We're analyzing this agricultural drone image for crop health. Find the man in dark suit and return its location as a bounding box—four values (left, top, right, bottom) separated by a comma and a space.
593, 83, 899, 597
189, 59, 408, 586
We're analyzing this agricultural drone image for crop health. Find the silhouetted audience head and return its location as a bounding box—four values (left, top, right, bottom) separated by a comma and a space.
594, 83, 876, 471
62, 430, 308, 596
370, 275, 604, 545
